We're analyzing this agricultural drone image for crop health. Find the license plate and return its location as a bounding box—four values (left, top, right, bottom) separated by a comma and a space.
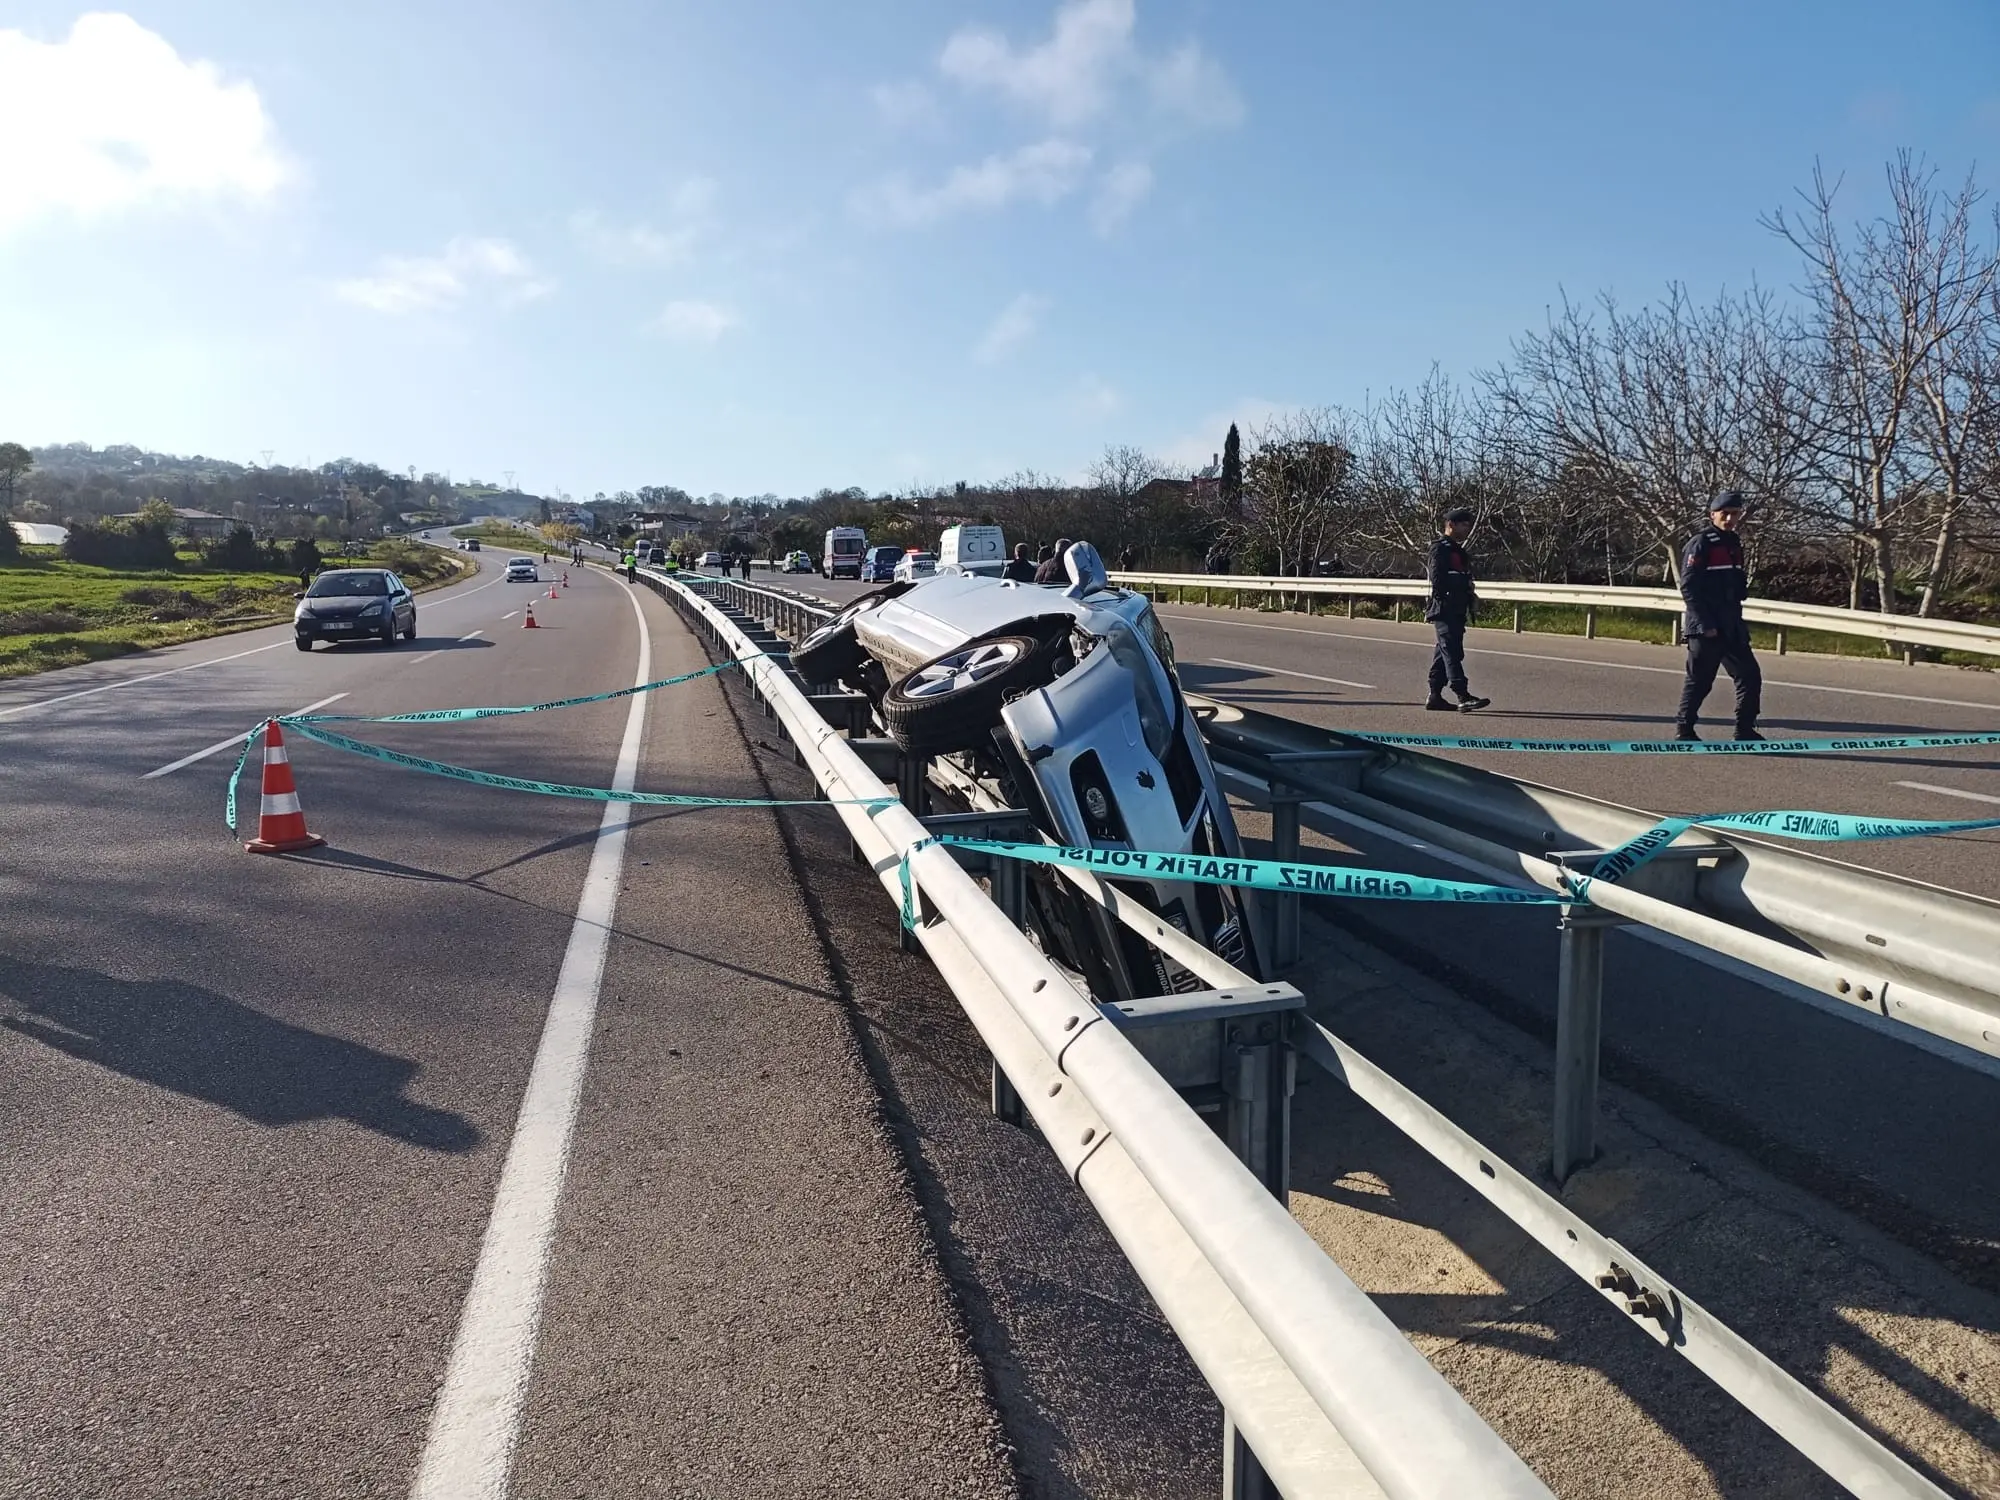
323, 622, 353, 632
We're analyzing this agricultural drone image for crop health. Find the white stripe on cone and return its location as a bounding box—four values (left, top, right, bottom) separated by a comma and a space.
262, 791, 302, 816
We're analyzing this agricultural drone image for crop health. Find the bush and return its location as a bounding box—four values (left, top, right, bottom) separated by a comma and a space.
0, 608, 90, 637
63, 519, 176, 570
203, 524, 264, 571
289, 537, 322, 575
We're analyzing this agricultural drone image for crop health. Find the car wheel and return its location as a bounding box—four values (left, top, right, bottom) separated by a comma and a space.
882, 630, 1069, 758
403, 614, 418, 640
380, 620, 397, 647
788, 582, 912, 685
295, 637, 312, 652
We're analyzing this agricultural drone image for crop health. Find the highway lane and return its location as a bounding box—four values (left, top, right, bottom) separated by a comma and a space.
783, 571, 2000, 898
0, 554, 1011, 1498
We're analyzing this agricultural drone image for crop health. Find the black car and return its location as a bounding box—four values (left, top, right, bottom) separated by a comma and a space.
294, 569, 417, 650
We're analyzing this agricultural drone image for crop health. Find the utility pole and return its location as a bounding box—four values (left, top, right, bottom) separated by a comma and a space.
259, 450, 274, 469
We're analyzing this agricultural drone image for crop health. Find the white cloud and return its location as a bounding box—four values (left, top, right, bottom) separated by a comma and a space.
1072, 374, 1124, 418
1089, 160, 1154, 235
857, 139, 1092, 227
870, 80, 939, 129
0, 12, 290, 236
974, 293, 1050, 364
571, 210, 695, 268
571, 178, 716, 268
940, 0, 1135, 128
335, 237, 551, 315
653, 299, 737, 344
1148, 41, 1244, 129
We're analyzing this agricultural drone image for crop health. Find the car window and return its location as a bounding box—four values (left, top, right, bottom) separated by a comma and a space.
307, 572, 390, 597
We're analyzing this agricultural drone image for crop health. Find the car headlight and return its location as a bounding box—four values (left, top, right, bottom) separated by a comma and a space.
359, 602, 384, 617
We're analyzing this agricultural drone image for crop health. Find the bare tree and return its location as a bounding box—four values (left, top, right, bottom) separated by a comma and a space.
1766, 155, 1994, 615
1235, 409, 1356, 575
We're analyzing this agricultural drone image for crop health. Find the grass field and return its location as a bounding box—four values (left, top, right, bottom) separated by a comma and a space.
449, 521, 548, 549
0, 540, 469, 679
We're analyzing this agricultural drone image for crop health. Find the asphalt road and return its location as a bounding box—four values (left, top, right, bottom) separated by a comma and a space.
0, 546, 1014, 1499
785, 570, 2000, 898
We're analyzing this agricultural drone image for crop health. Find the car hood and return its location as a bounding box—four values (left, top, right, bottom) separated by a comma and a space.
298, 597, 383, 618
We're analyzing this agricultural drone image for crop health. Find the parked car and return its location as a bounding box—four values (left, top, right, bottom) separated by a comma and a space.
782, 550, 813, 574
506, 558, 539, 582
294, 569, 417, 650
699, 551, 723, 569
859, 544, 903, 583
786, 543, 1261, 1000
464, 538, 481, 551
893, 551, 938, 583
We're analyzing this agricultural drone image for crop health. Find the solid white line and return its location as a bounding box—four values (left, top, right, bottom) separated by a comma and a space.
1209, 656, 1375, 690
410, 631, 485, 666
0, 640, 291, 720
500, 611, 519, 622
409, 575, 651, 1500
142, 693, 352, 778
1895, 781, 2000, 808
1161, 613, 2000, 712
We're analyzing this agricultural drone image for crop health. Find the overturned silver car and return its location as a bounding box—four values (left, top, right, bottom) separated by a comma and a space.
790, 544, 1264, 1001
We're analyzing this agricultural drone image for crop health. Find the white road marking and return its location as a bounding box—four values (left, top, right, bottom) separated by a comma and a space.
0, 640, 291, 720
1895, 781, 2000, 808
500, 611, 519, 621
141, 694, 349, 778
409, 576, 651, 1500
1208, 656, 1375, 690
410, 631, 484, 666
1160, 613, 2000, 712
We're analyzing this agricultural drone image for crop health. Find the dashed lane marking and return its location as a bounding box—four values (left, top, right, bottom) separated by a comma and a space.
1208, 656, 1375, 690
1896, 781, 2000, 808
410, 631, 484, 665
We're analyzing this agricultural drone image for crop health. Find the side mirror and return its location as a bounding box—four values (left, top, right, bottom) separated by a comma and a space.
292, 591, 305, 600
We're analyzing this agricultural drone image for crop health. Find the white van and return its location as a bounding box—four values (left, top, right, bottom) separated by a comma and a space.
824, 527, 867, 580
936, 524, 1006, 578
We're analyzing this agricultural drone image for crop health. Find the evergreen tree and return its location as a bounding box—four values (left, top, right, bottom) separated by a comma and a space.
1220, 423, 1243, 515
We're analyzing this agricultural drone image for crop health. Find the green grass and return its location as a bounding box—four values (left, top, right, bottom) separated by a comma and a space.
450, 521, 546, 548
0, 540, 470, 679
1146, 585, 1996, 670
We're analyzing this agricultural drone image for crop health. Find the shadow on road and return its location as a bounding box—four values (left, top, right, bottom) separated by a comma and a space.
316, 635, 496, 653
0, 957, 481, 1152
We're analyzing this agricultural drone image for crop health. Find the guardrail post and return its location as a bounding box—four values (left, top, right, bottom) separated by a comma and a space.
1553, 907, 1619, 1183
1512, 604, 1523, 633
1222, 1020, 1293, 1500
1584, 606, 1597, 640
1345, 595, 1356, 619
1391, 600, 1402, 624
1774, 626, 1787, 656
1267, 780, 1304, 968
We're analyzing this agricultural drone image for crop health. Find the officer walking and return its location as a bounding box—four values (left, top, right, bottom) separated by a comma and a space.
1675, 489, 1762, 742
1424, 508, 1491, 712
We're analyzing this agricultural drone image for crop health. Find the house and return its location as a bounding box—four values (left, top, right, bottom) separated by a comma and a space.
116, 506, 233, 538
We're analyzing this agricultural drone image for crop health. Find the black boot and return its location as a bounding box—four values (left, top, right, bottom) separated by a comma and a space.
1455, 692, 1491, 712
1735, 727, 1765, 742
1424, 695, 1454, 711
1675, 724, 1701, 742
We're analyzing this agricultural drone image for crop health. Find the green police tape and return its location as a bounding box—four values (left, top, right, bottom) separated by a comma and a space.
289, 659, 744, 725
899, 803, 2000, 927
225, 721, 895, 834
1340, 728, 2000, 756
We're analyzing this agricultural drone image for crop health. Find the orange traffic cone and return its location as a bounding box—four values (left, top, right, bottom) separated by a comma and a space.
547, 584, 558, 599
523, 602, 538, 628
561, 572, 569, 589
244, 721, 326, 854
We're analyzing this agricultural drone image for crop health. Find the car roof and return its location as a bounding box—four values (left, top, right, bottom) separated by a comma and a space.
318, 567, 393, 577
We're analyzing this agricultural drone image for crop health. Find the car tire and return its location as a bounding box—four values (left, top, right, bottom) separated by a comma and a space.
295, 637, 312, 652
380, 620, 397, 647
881, 628, 1071, 758
403, 614, 418, 641
788, 582, 912, 685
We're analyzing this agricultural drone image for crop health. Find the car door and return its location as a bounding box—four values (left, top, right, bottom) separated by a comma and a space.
389, 575, 414, 629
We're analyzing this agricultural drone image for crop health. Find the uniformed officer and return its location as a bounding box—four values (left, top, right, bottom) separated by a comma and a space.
1424, 508, 1491, 711
1675, 489, 1762, 742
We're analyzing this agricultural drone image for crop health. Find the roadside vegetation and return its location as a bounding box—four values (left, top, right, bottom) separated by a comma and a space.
0, 535, 466, 679
449, 520, 549, 549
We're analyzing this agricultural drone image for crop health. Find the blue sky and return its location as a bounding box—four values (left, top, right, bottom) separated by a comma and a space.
2, 0, 1995, 498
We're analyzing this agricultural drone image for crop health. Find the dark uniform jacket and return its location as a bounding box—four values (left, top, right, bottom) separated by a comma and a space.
1001, 557, 1037, 583
1679, 526, 1748, 635
1425, 537, 1476, 623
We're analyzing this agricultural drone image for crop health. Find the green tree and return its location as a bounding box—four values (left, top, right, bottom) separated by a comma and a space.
1220, 424, 1243, 516
0, 441, 31, 511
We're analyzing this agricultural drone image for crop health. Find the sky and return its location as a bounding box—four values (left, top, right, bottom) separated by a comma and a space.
1, 0, 1996, 499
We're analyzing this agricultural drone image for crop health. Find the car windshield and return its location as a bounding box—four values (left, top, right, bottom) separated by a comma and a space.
307, 573, 389, 597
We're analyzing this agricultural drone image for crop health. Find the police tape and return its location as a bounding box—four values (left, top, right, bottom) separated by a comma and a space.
898, 802, 2000, 926
224, 720, 895, 834
288, 659, 747, 725
1340, 728, 2000, 755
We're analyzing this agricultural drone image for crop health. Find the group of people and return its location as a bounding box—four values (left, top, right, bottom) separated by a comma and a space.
1420, 491, 1763, 740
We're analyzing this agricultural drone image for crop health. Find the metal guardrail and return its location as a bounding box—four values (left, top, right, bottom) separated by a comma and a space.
1112, 571, 2000, 660
653, 568, 1961, 1498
